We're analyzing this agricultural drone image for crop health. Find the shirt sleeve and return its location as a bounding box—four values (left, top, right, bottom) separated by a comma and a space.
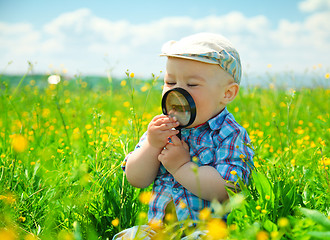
121, 131, 148, 172
214, 128, 254, 184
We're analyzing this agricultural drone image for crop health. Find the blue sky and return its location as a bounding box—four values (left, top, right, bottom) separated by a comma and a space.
1, 0, 306, 25
0, 0, 329, 79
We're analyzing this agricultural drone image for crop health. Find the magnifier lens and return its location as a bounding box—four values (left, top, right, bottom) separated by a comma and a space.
162, 88, 196, 129
165, 91, 191, 126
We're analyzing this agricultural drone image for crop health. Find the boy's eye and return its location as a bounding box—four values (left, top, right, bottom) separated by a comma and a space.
187, 84, 198, 87
166, 82, 176, 85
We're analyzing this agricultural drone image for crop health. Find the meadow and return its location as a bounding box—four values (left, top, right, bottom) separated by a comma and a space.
0, 70, 329, 240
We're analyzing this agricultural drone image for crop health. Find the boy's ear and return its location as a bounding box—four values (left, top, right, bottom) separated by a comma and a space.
223, 83, 239, 104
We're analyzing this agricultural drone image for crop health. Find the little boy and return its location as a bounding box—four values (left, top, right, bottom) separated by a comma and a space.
113, 32, 254, 239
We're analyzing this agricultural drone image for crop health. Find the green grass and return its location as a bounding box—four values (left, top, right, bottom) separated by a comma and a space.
0, 72, 329, 239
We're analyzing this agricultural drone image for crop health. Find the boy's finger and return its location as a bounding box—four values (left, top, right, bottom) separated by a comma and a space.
153, 117, 176, 126
170, 135, 181, 146
157, 122, 179, 131
151, 114, 166, 122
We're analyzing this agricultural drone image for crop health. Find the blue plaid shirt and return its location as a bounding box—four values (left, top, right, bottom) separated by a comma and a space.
123, 107, 254, 222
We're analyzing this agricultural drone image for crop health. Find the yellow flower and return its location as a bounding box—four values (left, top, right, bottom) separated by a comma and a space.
25, 233, 38, 240
325, 73, 330, 79
192, 156, 198, 163
130, 72, 135, 78
102, 134, 109, 142
120, 80, 127, 86
230, 170, 237, 176
239, 154, 245, 159
85, 124, 92, 130
256, 205, 262, 211
11, 134, 28, 153
319, 138, 326, 146
81, 82, 87, 88
112, 218, 119, 227
0, 194, 16, 204
234, 107, 239, 112
179, 200, 186, 209
229, 224, 237, 231
0, 228, 16, 240
141, 85, 148, 92
165, 213, 175, 222
18, 216, 26, 222
256, 230, 269, 240
270, 231, 279, 239
30, 80, 36, 86
139, 191, 153, 204
278, 217, 289, 228
30, 162, 36, 166
321, 157, 330, 166
199, 207, 211, 220
310, 141, 316, 148
243, 123, 249, 129
265, 195, 271, 200
261, 209, 267, 214
303, 135, 310, 141
149, 219, 162, 230
123, 101, 130, 107
138, 212, 147, 219
206, 218, 228, 239
42, 108, 51, 118
57, 230, 74, 240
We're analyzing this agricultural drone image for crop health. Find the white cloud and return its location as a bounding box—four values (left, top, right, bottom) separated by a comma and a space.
0, 7, 329, 78
0, 22, 41, 55
299, 0, 330, 12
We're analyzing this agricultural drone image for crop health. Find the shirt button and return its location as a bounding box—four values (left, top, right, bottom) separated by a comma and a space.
173, 188, 179, 193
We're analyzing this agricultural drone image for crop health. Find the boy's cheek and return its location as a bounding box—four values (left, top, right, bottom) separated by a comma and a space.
162, 86, 171, 95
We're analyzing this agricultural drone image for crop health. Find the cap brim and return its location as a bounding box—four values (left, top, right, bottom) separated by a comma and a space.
160, 53, 218, 65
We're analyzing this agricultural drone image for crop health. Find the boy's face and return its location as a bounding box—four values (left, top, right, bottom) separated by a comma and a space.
163, 57, 234, 128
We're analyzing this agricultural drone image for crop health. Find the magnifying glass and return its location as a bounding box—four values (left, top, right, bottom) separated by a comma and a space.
161, 88, 196, 139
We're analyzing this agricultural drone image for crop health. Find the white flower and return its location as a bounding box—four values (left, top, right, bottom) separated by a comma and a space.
48, 75, 61, 84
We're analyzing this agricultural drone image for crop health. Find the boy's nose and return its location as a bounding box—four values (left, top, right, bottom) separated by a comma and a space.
175, 84, 187, 91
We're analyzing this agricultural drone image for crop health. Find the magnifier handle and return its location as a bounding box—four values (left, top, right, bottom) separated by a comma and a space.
176, 129, 181, 140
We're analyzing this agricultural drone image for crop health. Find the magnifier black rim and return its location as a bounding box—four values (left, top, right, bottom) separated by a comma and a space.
161, 87, 196, 128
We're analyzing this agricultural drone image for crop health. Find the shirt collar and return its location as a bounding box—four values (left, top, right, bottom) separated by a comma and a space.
207, 107, 229, 130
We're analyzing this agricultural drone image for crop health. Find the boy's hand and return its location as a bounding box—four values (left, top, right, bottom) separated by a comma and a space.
147, 115, 179, 149
158, 135, 190, 175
